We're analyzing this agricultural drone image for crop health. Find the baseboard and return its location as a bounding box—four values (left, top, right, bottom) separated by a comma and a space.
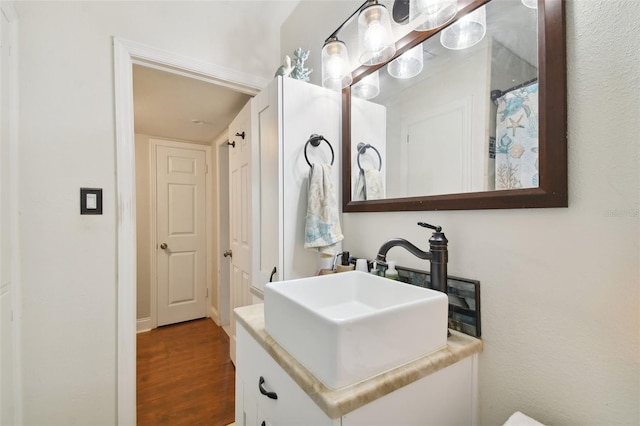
209, 304, 221, 326
137, 317, 152, 333
222, 324, 231, 337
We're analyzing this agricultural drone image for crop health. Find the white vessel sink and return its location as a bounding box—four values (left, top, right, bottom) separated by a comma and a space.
264, 271, 448, 390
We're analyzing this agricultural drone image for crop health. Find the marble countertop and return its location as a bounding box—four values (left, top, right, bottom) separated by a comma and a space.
234, 303, 483, 419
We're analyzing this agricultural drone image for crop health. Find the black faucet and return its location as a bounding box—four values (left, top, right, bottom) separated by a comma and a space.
376, 222, 448, 295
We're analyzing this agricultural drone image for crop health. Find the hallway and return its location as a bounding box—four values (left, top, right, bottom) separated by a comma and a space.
137, 319, 235, 425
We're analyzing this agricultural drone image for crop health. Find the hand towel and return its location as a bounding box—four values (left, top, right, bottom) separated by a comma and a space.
353, 168, 384, 201
304, 163, 343, 256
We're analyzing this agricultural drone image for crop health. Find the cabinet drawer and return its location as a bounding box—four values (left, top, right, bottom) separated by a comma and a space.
236, 324, 336, 426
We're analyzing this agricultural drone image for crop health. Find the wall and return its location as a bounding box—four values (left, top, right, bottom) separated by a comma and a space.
284, 1, 640, 425
135, 134, 152, 321
281, 0, 359, 88
15, 1, 294, 424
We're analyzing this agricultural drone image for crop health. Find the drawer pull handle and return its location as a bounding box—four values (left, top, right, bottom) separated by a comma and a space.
258, 376, 278, 400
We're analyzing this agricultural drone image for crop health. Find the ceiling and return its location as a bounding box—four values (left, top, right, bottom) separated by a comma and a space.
131, 0, 534, 144
133, 64, 252, 143
131, 0, 305, 144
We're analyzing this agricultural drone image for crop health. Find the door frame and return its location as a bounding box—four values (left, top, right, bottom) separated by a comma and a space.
149, 138, 212, 329
113, 37, 263, 425
1, 3, 22, 424
214, 132, 232, 331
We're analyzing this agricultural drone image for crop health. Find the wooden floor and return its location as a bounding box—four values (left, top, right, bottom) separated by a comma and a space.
137, 318, 235, 426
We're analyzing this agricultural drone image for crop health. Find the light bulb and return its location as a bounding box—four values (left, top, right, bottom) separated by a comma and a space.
358, 2, 396, 65
321, 38, 352, 90
363, 21, 388, 54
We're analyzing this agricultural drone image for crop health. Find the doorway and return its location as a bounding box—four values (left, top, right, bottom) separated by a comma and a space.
114, 37, 262, 423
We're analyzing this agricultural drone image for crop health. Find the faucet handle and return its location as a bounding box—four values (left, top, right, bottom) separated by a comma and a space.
417, 222, 442, 232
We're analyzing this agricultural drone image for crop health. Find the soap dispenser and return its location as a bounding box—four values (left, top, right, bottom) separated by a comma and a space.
384, 261, 399, 280
336, 251, 355, 273
370, 261, 380, 276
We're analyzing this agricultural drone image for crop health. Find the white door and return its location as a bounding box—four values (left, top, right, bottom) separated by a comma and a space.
217, 143, 231, 334
156, 143, 208, 326
228, 101, 252, 363
401, 97, 473, 197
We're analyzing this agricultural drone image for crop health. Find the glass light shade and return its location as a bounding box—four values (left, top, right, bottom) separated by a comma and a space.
410, 0, 458, 31
351, 71, 380, 99
387, 44, 424, 79
358, 2, 396, 66
521, 0, 537, 9
321, 39, 352, 90
440, 6, 486, 50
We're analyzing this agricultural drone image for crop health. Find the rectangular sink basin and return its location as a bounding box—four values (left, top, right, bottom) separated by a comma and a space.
264, 271, 448, 390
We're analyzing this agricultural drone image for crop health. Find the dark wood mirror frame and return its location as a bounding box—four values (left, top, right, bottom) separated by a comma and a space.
342, 0, 566, 212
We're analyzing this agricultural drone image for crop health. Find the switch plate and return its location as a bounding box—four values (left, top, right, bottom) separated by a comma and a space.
86, 193, 97, 209
80, 188, 102, 215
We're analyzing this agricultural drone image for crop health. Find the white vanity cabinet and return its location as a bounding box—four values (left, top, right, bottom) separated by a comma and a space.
236, 324, 337, 426
235, 317, 479, 426
250, 76, 341, 299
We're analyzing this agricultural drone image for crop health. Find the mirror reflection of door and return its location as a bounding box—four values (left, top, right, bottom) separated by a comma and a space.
402, 97, 471, 197
155, 142, 208, 326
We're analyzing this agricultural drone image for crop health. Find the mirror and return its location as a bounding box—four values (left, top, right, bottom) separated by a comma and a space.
342, 0, 567, 212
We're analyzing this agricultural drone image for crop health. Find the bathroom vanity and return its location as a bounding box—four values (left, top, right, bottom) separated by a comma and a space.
235, 304, 482, 426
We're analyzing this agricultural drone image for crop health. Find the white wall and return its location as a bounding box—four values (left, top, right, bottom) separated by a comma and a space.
135, 134, 152, 321
285, 1, 639, 425
281, 0, 359, 88
15, 1, 294, 424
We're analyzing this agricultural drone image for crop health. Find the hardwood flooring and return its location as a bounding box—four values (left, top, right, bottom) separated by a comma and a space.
137, 318, 235, 426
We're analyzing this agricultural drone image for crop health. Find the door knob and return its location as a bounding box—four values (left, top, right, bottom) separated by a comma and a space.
223, 249, 232, 258
160, 243, 168, 249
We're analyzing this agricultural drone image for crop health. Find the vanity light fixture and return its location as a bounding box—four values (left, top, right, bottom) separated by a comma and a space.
521, 0, 537, 9
351, 70, 380, 99
440, 5, 486, 50
410, 0, 458, 32
321, 0, 396, 90
321, 37, 353, 90
358, 0, 396, 66
387, 43, 424, 79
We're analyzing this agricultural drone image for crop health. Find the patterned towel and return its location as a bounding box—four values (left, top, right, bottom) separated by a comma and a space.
304, 163, 343, 256
353, 168, 384, 201
495, 82, 539, 189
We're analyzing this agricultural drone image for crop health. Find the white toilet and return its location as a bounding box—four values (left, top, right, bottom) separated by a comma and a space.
503, 411, 546, 426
